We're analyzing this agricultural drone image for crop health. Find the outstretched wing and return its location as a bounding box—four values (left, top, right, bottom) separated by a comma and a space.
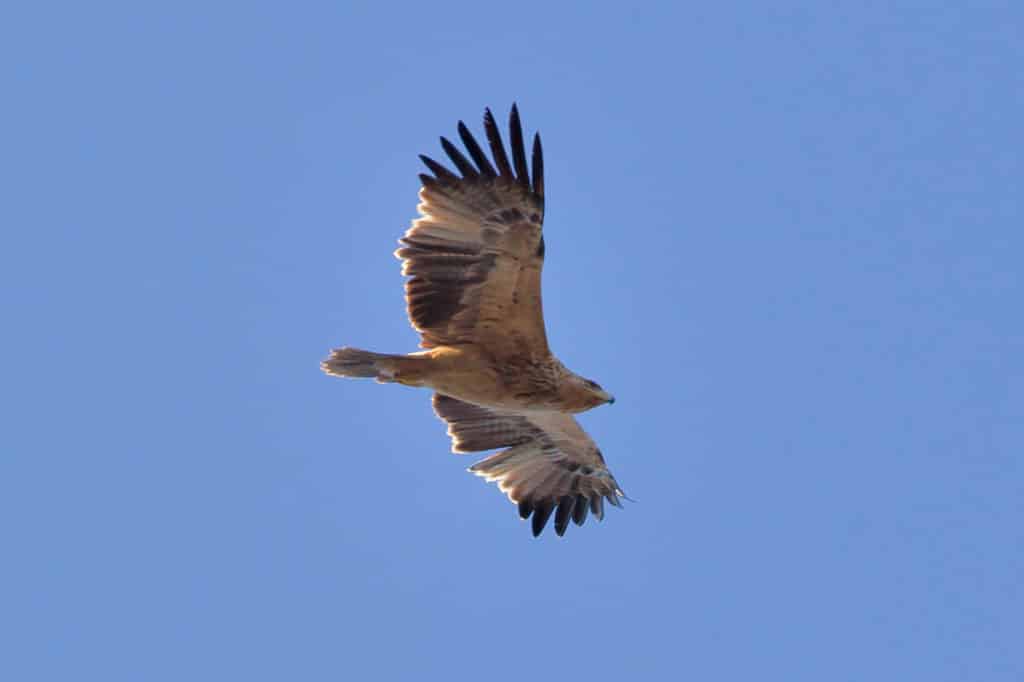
432, 393, 626, 537
395, 105, 548, 359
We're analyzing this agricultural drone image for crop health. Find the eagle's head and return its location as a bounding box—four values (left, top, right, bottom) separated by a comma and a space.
571, 376, 615, 411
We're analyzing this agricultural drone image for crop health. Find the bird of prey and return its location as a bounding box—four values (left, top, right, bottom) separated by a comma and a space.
322, 105, 625, 537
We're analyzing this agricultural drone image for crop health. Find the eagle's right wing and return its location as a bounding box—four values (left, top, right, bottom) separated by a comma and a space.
432, 393, 626, 537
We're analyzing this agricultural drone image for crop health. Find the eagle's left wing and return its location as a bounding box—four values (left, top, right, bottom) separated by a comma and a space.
396, 105, 549, 361
432, 393, 626, 537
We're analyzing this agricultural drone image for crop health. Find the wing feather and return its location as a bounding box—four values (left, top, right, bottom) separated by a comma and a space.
418, 154, 459, 184
508, 104, 530, 190
571, 495, 589, 526
432, 394, 625, 537
457, 121, 498, 177
531, 133, 544, 200
484, 107, 514, 178
440, 136, 479, 179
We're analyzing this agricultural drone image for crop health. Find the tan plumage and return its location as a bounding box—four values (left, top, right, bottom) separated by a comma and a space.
323, 105, 624, 536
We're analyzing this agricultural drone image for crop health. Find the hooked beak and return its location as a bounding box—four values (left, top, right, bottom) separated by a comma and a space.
606, 394, 616, 405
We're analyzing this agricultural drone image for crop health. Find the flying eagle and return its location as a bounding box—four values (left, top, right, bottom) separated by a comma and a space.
322, 105, 625, 537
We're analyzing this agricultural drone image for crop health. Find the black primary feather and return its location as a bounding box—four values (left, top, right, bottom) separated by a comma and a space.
440, 137, 478, 178
483, 108, 513, 178
532, 500, 554, 537
554, 495, 575, 536
531, 133, 544, 199
572, 495, 589, 526
419, 154, 458, 183
457, 121, 497, 178
509, 104, 530, 189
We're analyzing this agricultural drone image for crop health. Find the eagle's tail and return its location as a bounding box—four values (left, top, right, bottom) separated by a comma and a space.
321, 347, 417, 384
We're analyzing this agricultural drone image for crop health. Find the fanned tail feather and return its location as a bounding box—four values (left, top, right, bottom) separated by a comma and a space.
321, 347, 392, 380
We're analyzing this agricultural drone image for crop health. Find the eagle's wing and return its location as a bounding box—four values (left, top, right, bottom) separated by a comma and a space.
395, 105, 548, 359
433, 393, 625, 537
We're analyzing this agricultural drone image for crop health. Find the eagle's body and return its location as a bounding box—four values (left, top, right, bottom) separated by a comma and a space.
323, 105, 625, 536
339, 346, 598, 413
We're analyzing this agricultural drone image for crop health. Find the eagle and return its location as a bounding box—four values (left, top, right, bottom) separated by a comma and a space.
322, 105, 625, 537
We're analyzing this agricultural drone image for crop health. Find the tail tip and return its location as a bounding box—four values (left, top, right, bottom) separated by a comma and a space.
321, 346, 381, 379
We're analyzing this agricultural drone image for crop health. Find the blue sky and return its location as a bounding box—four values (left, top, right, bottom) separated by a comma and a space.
4, 2, 1022, 680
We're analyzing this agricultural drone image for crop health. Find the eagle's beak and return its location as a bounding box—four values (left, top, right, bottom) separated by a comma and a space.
607, 395, 616, 405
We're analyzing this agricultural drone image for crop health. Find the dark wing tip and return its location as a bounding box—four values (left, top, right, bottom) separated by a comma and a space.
531, 500, 554, 537
420, 105, 543, 202
554, 495, 574, 536
457, 120, 497, 178
483, 106, 513, 179
531, 132, 544, 199
439, 136, 478, 179
571, 494, 589, 526
508, 104, 531, 189
418, 173, 439, 191
419, 154, 457, 183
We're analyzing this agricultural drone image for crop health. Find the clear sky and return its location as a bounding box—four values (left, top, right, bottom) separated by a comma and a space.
4, 2, 1022, 680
